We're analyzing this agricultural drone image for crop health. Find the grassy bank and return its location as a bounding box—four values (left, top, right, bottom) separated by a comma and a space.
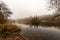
0, 24, 25, 40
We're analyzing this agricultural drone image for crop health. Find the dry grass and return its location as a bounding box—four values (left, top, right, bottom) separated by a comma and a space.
0, 24, 25, 40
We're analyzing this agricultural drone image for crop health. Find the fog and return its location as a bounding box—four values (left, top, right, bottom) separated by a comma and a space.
3, 0, 56, 19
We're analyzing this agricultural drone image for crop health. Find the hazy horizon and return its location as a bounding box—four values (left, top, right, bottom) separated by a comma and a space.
2, 0, 56, 19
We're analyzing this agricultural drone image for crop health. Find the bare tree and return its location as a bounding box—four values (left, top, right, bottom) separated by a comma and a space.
48, 0, 60, 20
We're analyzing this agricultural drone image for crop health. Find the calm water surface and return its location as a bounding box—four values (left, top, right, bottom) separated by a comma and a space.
15, 23, 60, 40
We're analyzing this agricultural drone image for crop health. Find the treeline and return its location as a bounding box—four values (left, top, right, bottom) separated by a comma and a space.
17, 14, 60, 26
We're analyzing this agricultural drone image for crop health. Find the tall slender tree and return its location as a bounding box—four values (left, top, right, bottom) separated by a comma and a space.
30, 16, 40, 26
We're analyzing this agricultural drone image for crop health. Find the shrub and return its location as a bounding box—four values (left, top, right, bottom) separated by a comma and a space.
0, 24, 21, 36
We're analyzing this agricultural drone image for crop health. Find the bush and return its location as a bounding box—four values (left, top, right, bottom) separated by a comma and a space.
0, 24, 21, 36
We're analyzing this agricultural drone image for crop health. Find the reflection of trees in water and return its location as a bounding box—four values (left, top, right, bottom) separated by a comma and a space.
29, 16, 40, 28
30, 24, 39, 28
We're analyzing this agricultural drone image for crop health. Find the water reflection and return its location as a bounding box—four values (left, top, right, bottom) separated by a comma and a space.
19, 25, 60, 40
30, 25, 39, 28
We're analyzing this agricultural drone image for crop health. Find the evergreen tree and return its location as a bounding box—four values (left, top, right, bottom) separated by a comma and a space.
0, 1, 12, 24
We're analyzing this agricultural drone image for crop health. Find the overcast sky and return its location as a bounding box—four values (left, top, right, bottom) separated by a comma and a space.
2, 0, 56, 19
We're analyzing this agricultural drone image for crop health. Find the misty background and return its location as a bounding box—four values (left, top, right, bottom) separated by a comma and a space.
2, 0, 56, 19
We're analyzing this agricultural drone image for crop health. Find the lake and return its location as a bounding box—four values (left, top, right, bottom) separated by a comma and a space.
14, 23, 60, 40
